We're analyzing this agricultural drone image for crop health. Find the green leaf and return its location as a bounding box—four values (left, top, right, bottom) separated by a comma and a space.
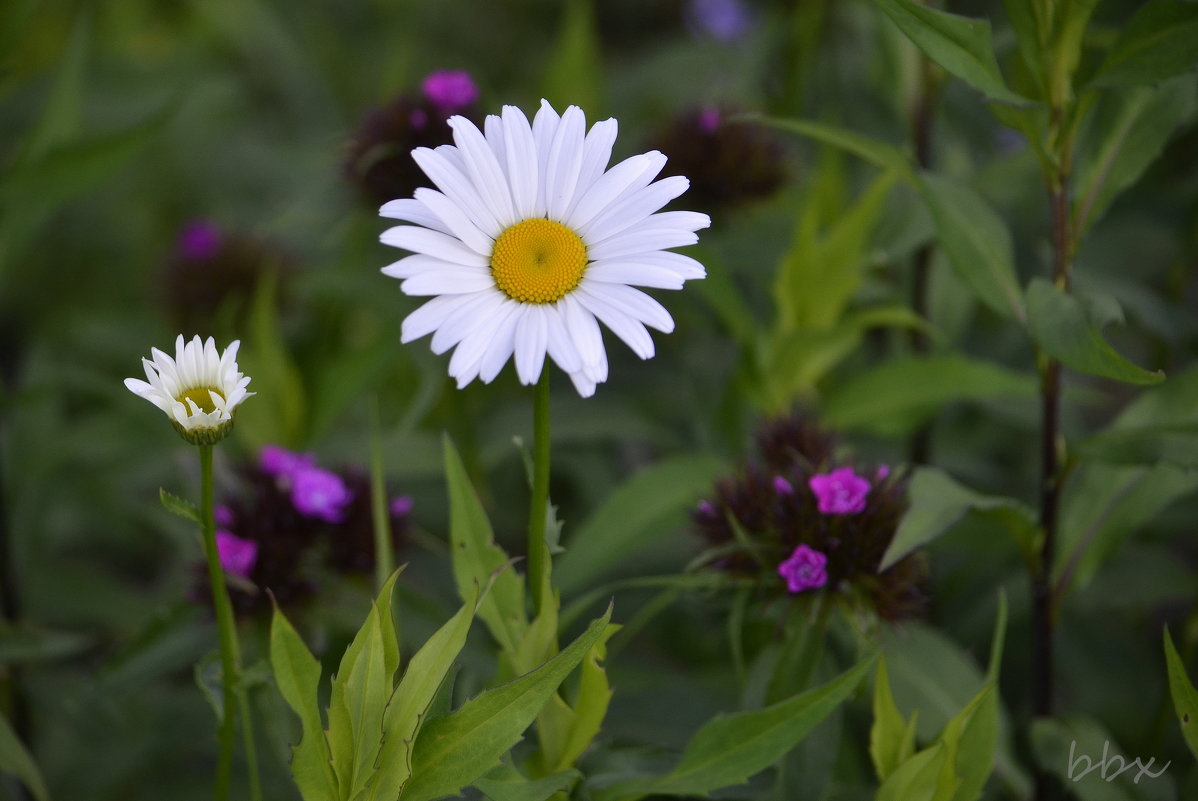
270, 603, 338, 801
0, 710, 49, 801
542, 0, 602, 112
600, 657, 875, 800
877, 742, 949, 801
751, 116, 912, 174
443, 435, 528, 656
555, 454, 724, 595
368, 586, 478, 801
473, 762, 581, 801
1075, 423, 1198, 469
0, 624, 92, 665
159, 488, 201, 526
1002, 0, 1047, 90
916, 173, 1025, 322
235, 270, 307, 449
1026, 279, 1165, 385
1164, 628, 1198, 761
882, 468, 1037, 571
871, 658, 917, 782
872, 0, 1030, 105
1090, 2, 1198, 88
822, 355, 1037, 437
19, 11, 89, 162
194, 652, 226, 723
401, 607, 613, 801
1029, 716, 1164, 800
535, 623, 618, 774
1074, 77, 1197, 234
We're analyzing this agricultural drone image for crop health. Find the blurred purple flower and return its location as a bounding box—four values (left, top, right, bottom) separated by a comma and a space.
809, 467, 871, 515
177, 221, 222, 261
214, 504, 235, 527
390, 495, 414, 517
687, 0, 754, 41
260, 445, 316, 479
697, 106, 721, 134
772, 475, 795, 495
216, 530, 258, 579
421, 70, 479, 114
291, 466, 354, 523
778, 544, 827, 593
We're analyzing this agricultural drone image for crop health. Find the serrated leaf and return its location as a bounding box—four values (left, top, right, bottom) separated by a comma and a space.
159, 488, 201, 525
1164, 627, 1198, 761
916, 173, 1025, 322
873, 0, 1030, 105
443, 435, 528, 655
1090, 2, 1198, 88
1027, 278, 1165, 385
600, 656, 875, 800
882, 468, 1037, 571
474, 762, 580, 801
555, 455, 723, 595
0, 710, 49, 801
401, 607, 613, 801
270, 603, 337, 801
823, 355, 1037, 437
368, 586, 479, 801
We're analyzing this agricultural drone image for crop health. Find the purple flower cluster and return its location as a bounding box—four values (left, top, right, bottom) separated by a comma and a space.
692, 410, 925, 619
200, 445, 413, 615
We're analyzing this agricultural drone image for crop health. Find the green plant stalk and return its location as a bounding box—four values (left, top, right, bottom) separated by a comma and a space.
370, 395, 396, 594
238, 685, 263, 801
528, 371, 552, 618
198, 443, 237, 801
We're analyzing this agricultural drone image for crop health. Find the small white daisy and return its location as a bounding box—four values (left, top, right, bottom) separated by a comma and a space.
124, 335, 254, 445
379, 99, 710, 397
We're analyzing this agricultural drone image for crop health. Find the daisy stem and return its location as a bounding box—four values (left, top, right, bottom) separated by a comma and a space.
197, 443, 240, 801
528, 371, 553, 618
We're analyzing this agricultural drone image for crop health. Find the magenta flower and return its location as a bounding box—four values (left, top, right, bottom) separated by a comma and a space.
216, 531, 258, 579
697, 106, 721, 135
808, 467, 871, 515
421, 70, 478, 114
177, 221, 222, 261
778, 544, 827, 594
259, 445, 316, 479
291, 466, 354, 523
772, 475, 795, 495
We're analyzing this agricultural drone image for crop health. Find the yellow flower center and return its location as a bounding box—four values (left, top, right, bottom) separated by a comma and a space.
490, 218, 588, 304
178, 386, 225, 414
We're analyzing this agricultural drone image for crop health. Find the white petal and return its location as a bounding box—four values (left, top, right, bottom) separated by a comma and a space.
401, 267, 495, 296
532, 100, 562, 217
632, 250, 708, 280
479, 301, 522, 383
381, 254, 466, 280
567, 369, 597, 397
586, 228, 699, 261
566, 154, 651, 231
450, 116, 516, 226
448, 321, 497, 387
414, 187, 494, 255
501, 105, 539, 220
560, 295, 605, 370
575, 286, 655, 359
513, 306, 549, 385
484, 115, 507, 182
545, 105, 586, 221
379, 198, 454, 235
544, 303, 582, 373
584, 261, 686, 290
565, 118, 617, 219
402, 294, 475, 343
412, 146, 503, 236
381, 225, 489, 268
430, 291, 505, 355
585, 282, 675, 332
580, 176, 692, 242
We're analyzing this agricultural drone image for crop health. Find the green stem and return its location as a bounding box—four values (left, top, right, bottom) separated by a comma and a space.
370, 395, 396, 593
528, 371, 552, 618
198, 444, 237, 801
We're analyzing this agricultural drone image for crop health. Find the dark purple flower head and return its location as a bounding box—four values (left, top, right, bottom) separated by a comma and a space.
260, 445, 316, 479
421, 70, 479, 114
778, 544, 827, 593
290, 466, 354, 523
216, 531, 258, 579
809, 467, 871, 515
772, 475, 795, 496
390, 495, 414, 517
177, 221, 222, 261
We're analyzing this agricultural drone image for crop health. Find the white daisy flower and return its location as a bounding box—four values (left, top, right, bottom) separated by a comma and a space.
379, 99, 710, 397
124, 335, 254, 445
